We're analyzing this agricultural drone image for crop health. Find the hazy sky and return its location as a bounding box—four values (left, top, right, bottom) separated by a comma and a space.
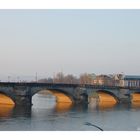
0, 10, 140, 80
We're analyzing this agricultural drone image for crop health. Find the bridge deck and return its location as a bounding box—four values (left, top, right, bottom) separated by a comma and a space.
0, 82, 140, 90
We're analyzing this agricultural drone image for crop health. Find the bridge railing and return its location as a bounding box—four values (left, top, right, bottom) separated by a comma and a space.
0, 82, 140, 89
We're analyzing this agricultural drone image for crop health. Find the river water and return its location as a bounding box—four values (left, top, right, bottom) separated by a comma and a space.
0, 93, 140, 131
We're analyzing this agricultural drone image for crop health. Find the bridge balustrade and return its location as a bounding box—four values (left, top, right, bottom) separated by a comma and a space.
0, 82, 140, 90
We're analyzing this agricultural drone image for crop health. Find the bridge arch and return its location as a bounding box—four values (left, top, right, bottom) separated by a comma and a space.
0, 90, 16, 105
95, 90, 119, 103
31, 88, 75, 104
130, 91, 140, 94
130, 91, 140, 102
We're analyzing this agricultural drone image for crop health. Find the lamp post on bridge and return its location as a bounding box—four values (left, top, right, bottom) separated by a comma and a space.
8, 76, 10, 82
35, 72, 38, 83
53, 72, 55, 83
17, 76, 20, 83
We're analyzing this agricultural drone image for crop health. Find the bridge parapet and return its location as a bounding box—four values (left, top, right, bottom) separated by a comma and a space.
0, 82, 140, 106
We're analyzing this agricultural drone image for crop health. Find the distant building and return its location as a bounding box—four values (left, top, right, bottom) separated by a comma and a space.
93, 75, 115, 86
113, 74, 124, 86
120, 75, 140, 87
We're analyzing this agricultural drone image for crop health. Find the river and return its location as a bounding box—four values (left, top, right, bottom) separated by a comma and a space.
0, 93, 140, 131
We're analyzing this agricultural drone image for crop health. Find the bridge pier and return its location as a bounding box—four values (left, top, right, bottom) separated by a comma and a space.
118, 89, 131, 104
15, 95, 32, 106
78, 93, 89, 104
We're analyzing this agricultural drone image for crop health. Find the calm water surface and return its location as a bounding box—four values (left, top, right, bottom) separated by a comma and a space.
0, 94, 140, 131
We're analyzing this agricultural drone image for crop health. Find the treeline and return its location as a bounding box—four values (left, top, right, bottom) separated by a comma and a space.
38, 72, 98, 84
37, 72, 124, 86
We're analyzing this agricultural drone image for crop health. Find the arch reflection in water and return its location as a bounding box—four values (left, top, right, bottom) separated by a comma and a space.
32, 90, 73, 105
98, 102, 116, 110
0, 93, 15, 118
32, 90, 73, 115
97, 92, 117, 110
131, 102, 140, 108
0, 104, 14, 118
32, 92, 56, 109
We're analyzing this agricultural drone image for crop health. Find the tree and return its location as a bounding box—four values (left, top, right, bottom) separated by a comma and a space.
79, 73, 94, 84
64, 74, 79, 84
53, 72, 65, 83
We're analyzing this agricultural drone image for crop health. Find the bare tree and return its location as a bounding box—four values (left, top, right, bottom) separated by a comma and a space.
64, 74, 79, 84
53, 72, 65, 83
79, 73, 94, 84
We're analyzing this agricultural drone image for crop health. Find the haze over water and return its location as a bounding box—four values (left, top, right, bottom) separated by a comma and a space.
1, 10, 140, 80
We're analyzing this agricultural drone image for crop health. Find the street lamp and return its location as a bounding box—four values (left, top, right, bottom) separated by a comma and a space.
35, 72, 38, 83
17, 76, 20, 83
8, 76, 10, 82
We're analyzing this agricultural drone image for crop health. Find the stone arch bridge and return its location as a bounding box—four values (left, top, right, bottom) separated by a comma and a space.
0, 82, 139, 106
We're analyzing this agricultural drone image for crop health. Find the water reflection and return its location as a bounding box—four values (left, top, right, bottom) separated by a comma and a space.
12, 106, 31, 118
1, 91, 140, 120
1, 92, 140, 131
88, 98, 98, 110
55, 102, 73, 112
131, 102, 140, 108
88, 93, 117, 111
32, 93, 73, 118
98, 101, 117, 110
0, 104, 14, 118
88, 99, 117, 111
72, 104, 88, 112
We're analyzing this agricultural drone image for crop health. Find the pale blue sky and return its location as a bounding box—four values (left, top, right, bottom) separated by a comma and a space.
0, 10, 140, 80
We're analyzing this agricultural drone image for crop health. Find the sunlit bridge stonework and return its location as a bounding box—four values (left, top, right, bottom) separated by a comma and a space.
0, 82, 140, 106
